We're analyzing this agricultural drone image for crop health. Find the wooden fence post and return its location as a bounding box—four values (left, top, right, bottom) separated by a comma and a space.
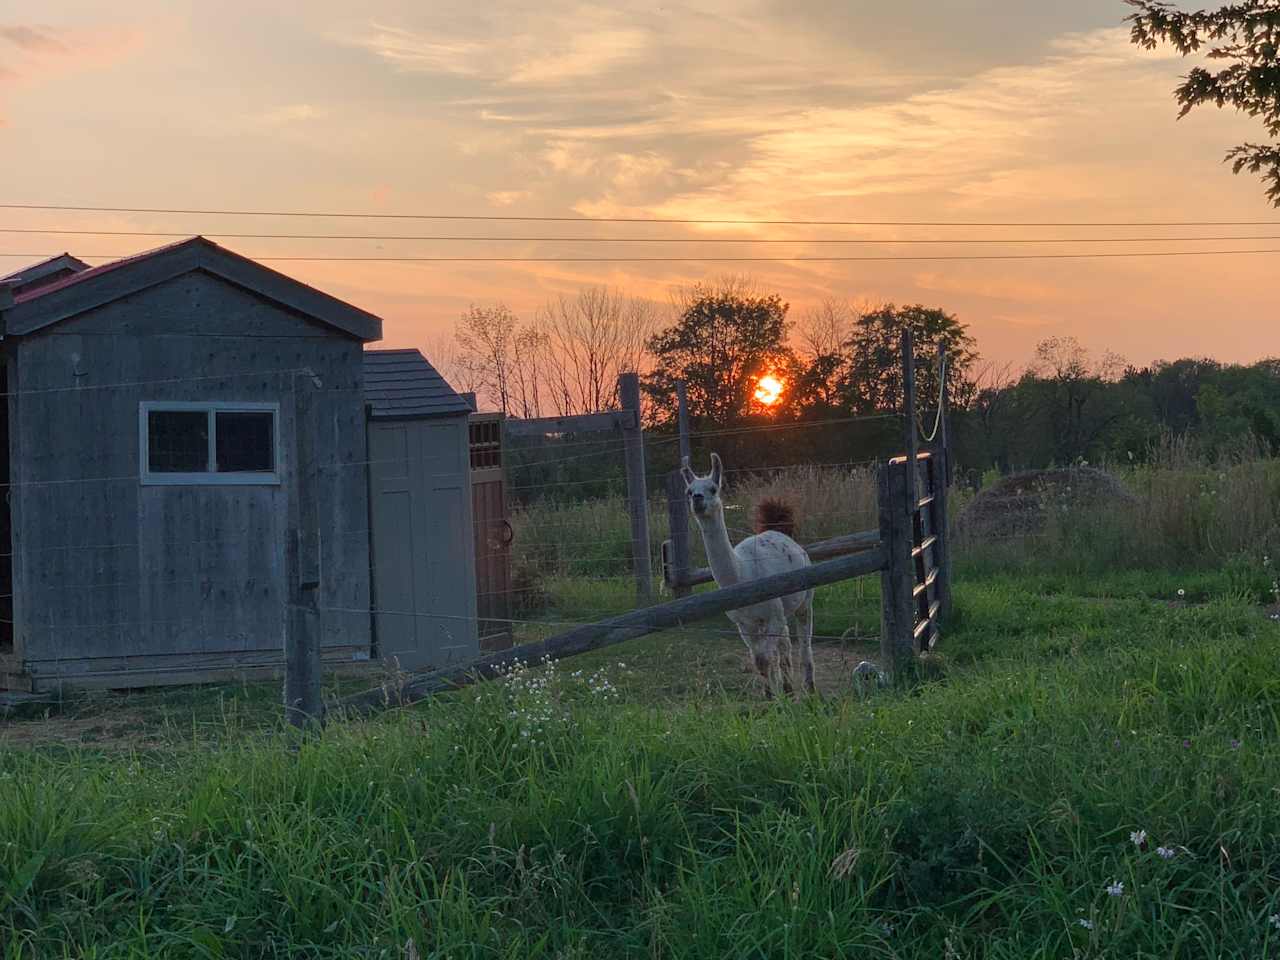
664, 470, 692, 596
619, 373, 653, 604
676, 380, 691, 463
285, 371, 324, 728
901, 329, 919, 514
933, 342, 954, 621
878, 459, 914, 681
336, 547, 888, 715
667, 379, 693, 598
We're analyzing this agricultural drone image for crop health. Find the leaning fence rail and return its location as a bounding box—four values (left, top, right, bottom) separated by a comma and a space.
335, 545, 889, 715
328, 334, 954, 719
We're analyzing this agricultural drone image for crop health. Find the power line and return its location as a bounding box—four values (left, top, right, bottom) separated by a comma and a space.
5, 202, 1280, 227
10, 227, 1280, 244
5, 249, 1280, 263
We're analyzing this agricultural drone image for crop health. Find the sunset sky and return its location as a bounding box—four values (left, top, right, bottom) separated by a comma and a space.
1, 1, 1276, 370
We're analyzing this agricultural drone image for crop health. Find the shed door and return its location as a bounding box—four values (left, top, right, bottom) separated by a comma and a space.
469, 416, 512, 650
368, 419, 478, 672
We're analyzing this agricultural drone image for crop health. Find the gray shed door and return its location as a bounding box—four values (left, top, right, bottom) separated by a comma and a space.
368, 418, 478, 672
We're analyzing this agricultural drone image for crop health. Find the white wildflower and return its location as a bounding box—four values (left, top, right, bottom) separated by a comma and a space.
1129, 829, 1147, 847
1270, 913, 1280, 931
1156, 846, 1175, 860
1106, 880, 1124, 897
1177, 588, 1186, 598
1077, 918, 1094, 930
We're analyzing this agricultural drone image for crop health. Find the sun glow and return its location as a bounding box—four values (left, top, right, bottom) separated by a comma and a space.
753, 373, 785, 407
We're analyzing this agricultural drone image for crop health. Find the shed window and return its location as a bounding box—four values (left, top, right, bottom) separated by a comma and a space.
140, 402, 279, 484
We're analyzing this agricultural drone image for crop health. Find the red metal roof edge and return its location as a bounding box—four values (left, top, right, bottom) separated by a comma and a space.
12, 237, 200, 303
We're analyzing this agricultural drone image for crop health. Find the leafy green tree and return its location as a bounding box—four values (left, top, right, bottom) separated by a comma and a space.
835, 304, 979, 415
1023, 336, 1131, 464
1127, 0, 1280, 203
1122, 358, 1223, 434
1196, 364, 1280, 454
643, 280, 797, 426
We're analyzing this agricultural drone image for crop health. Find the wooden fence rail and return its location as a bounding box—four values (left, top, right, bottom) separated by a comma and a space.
323, 342, 952, 720
663, 527, 881, 590
335, 545, 888, 715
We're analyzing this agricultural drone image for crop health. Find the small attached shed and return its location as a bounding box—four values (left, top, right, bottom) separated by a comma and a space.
363, 349, 480, 672
0, 238, 455, 695
468, 412, 514, 651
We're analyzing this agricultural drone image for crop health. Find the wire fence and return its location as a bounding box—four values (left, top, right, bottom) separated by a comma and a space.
0, 348, 937, 731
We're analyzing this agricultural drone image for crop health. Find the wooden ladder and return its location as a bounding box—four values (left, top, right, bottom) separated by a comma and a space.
909, 452, 943, 652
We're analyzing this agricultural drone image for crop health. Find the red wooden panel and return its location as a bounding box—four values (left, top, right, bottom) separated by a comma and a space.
472, 478, 512, 650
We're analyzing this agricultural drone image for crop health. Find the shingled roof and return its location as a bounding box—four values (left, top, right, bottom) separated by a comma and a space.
1, 253, 89, 298
1, 237, 382, 341
363, 349, 475, 420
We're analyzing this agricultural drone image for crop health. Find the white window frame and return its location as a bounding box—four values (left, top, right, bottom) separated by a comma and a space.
139, 401, 281, 486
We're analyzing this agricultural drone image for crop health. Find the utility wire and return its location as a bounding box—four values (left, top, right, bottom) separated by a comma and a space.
6, 249, 1280, 263
5, 202, 1280, 227
10, 227, 1280, 244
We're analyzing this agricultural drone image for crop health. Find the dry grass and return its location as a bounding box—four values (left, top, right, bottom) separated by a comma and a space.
511, 464, 880, 585
960, 456, 1280, 572
515, 452, 1280, 591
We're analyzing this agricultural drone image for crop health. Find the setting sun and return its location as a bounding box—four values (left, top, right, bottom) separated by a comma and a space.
754, 374, 785, 407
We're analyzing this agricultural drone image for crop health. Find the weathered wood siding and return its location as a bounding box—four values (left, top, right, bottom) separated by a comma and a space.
9, 271, 370, 684
368, 416, 478, 672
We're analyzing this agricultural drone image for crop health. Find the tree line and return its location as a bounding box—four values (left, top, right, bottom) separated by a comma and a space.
429, 278, 1279, 499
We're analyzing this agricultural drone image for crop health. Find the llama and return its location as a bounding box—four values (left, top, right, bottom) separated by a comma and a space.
681, 453, 817, 697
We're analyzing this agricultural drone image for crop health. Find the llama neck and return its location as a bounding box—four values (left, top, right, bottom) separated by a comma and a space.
695, 509, 741, 586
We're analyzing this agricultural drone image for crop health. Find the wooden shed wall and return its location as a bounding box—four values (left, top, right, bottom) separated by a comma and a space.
367, 415, 478, 672
7, 271, 371, 687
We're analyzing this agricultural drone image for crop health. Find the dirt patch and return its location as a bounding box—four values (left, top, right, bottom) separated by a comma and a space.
958, 466, 1135, 539
714, 639, 882, 698
0, 709, 162, 749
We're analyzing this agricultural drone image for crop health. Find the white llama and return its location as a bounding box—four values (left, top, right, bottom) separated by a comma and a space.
681, 453, 816, 697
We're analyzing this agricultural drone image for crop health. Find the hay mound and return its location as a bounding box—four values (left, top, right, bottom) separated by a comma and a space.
958, 467, 1134, 539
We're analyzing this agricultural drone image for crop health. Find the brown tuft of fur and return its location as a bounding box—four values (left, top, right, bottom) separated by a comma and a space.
754, 498, 796, 537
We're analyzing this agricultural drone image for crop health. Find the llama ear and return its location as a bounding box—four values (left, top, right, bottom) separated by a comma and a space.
710, 452, 723, 486
680, 456, 696, 486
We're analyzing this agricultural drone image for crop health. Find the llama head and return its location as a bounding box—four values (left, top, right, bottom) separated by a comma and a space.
680, 452, 724, 520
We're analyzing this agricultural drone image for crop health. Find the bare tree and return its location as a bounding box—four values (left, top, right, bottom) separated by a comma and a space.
536, 287, 660, 415
792, 297, 887, 414
423, 332, 482, 398
510, 324, 548, 419
454, 304, 521, 416
794, 296, 884, 361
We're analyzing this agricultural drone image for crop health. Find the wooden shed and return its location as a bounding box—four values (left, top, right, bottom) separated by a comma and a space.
0, 238, 386, 692
468, 411, 513, 651
364, 349, 481, 672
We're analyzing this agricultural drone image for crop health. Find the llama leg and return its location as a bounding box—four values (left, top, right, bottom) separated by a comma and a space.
763, 611, 789, 699
751, 641, 775, 699
750, 618, 784, 700
784, 613, 802, 697
777, 606, 795, 696
743, 625, 773, 699
796, 594, 817, 695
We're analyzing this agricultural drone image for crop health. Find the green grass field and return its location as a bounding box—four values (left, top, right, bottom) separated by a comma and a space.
4, 548, 1280, 957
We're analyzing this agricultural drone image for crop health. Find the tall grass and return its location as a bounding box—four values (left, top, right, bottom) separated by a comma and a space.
3, 584, 1280, 956
511, 465, 880, 585
958, 455, 1280, 574
513, 454, 1280, 595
